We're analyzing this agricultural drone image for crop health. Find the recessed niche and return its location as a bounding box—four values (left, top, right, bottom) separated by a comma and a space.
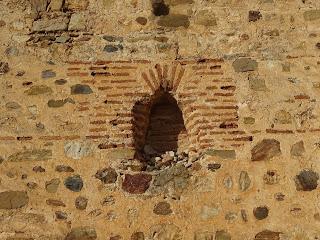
132, 89, 189, 164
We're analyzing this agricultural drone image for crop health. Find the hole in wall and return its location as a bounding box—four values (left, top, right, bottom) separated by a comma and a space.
132, 88, 189, 170
151, 0, 170, 16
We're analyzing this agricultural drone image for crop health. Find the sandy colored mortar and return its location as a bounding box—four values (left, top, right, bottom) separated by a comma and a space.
0, 0, 320, 239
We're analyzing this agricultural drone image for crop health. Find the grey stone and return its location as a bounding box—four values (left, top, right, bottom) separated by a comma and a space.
103, 35, 124, 42
48, 0, 64, 11
45, 178, 60, 193
0, 191, 29, 209
55, 79, 67, 85
41, 70, 56, 79
251, 139, 281, 161
64, 175, 83, 192
65, 226, 97, 240
153, 165, 190, 199
295, 169, 319, 191
200, 205, 220, 220
75, 196, 88, 210
8, 149, 52, 162
239, 171, 251, 191
71, 84, 93, 95
32, 16, 69, 32
232, 58, 258, 72
223, 176, 233, 189
48, 98, 74, 108
104, 44, 123, 52
64, 141, 91, 159
225, 212, 237, 221
68, 13, 86, 31
55, 211, 67, 220
24, 85, 53, 95
290, 141, 305, 157
253, 206, 269, 220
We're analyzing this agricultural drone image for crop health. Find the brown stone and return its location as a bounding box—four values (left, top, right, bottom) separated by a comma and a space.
122, 173, 152, 194
239, 171, 251, 191
158, 14, 190, 28
254, 230, 281, 240
0, 191, 29, 209
249, 10, 262, 22
65, 226, 97, 240
136, 17, 147, 25
75, 196, 88, 210
153, 201, 172, 215
194, 231, 213, 240
46, 198, 66, 207
0, 62, 9, 74
65, 0, 89, 11
131, 232, 145, 240
251, 139, 281, 161
95, 167, 118, 184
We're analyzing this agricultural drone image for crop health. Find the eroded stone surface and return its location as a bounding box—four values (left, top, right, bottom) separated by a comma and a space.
0, 191, 29, 209
251, 139, 281, 161
122, 173, 152, 194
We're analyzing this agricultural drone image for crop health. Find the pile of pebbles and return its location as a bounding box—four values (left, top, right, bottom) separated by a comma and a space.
118, 145, 204, 172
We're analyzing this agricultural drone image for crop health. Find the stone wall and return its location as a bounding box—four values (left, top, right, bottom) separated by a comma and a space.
0, 0, 320, 239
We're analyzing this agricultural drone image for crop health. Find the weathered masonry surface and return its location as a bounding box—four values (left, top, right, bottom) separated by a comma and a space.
1, 0, 320, 239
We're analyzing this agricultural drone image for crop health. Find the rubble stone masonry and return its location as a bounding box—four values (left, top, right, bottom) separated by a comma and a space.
0, 0, 320, 239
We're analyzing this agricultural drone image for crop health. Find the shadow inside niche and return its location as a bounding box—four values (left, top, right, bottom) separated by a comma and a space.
132, 90, 189, 170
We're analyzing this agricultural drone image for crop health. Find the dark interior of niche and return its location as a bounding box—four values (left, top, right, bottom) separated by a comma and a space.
151, 0, 170, 16
132, 89, 189, 169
